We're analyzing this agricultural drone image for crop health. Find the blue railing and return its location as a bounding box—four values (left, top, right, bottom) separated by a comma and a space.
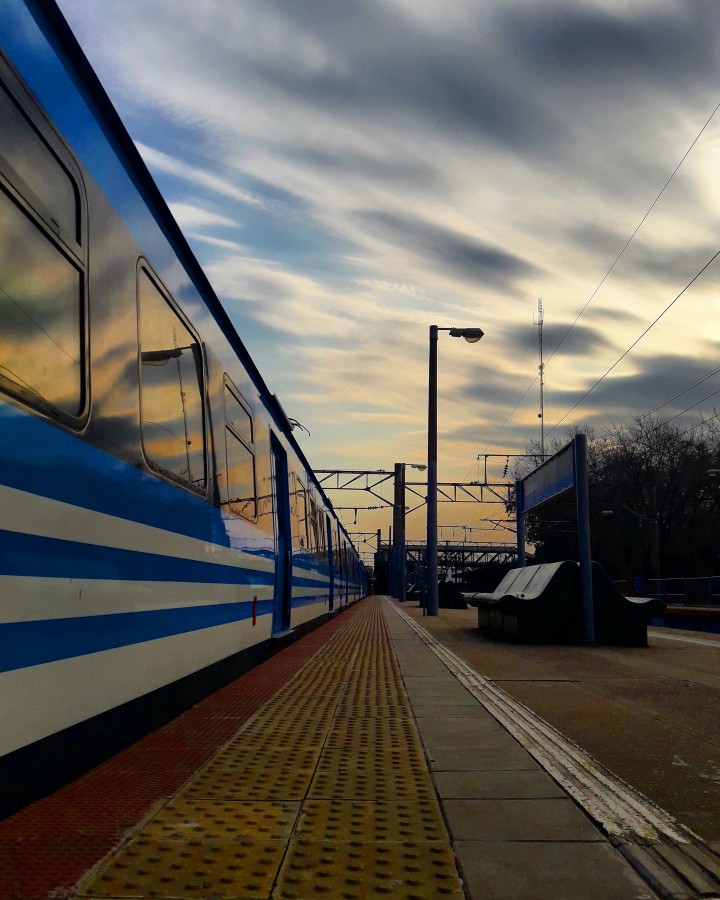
646, 576, 720, 607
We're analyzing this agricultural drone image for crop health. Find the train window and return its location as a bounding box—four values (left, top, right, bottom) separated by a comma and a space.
0, 83, 85, 419
318, 511, 327, 560
0, 84, 79, 245
0, 190, 83, 416
225, 386, 253, 445
223, 383, 256, 520
295, 478, 309, 550
308, 497, 319, 555
138, 267, 206, 490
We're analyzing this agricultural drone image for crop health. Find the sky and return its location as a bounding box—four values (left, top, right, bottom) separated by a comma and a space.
56, 0, 720, 551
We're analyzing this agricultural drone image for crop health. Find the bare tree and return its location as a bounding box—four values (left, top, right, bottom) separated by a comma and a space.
511, 417, 720, 584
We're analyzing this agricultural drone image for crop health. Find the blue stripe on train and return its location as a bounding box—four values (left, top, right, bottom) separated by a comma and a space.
0, 600, 274, 673
0, 591, 329, 673
0, 529, 274, 584
0, 405, 237, 545
0, 407, 334, 581
0, 528, 327, 590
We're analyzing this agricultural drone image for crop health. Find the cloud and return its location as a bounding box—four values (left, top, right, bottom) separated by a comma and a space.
503, 3, 720, 88
137, 143, 262, 206
543, 354, 720, 426
205, 254, 372, 337
356, 211, 539, 289
283, 146, 438, 187
511, 322, 614, 358
615, 242, 720, 285
168, 203, 240, 230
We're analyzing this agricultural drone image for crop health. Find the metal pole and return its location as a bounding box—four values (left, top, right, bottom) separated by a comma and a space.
391, 463, 403, 599
399, 463, 407, 601
574, 434, 595, 643
427, 325, 439, 616
515, 479, 526, 567
421, 545, 428, 613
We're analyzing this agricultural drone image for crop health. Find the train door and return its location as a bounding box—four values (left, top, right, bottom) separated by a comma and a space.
270, 434, 292, 635
336, 526, 344, 605
327, 515, 335, 612
343, 544, 350, 606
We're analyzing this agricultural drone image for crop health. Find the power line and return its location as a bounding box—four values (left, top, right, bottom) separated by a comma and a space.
476, 95, 720, 457
605, 362, 720, 439
658, 385, 720, 428
677, 410, 720, 438
544, 96, 720, 368
545, 248, 720, 437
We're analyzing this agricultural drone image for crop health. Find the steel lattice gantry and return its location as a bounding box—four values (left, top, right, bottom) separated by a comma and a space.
404, 541, 518, 584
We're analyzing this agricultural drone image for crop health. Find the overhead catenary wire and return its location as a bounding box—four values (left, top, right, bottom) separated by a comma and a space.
545, 247, 720, 438
656, 385, 720, 428
544, 96, 720, 369
604, 362, 720, 440
677, 410, 720, 438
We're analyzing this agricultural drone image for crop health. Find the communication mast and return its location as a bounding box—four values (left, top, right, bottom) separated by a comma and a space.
536, 297, 545, 457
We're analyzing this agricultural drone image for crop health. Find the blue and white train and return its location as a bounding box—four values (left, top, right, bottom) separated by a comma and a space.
0, 0, 367, 814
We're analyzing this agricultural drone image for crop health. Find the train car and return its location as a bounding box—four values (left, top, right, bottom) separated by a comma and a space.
0, 0, 367, 815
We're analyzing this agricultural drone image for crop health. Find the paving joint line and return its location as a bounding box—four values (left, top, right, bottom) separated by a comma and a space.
267, 616, 365, 896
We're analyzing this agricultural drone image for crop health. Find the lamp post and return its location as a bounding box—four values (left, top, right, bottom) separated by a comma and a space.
427, 325, 484, 616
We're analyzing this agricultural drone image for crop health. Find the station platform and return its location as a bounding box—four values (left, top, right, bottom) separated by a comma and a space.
1, 595, 719, 899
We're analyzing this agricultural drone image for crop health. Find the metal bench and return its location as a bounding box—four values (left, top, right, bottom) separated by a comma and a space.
464, 561, 665, 646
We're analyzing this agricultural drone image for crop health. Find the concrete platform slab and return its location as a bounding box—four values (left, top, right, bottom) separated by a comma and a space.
443, 798, 603, 841
413, 717, 504, 749
411, 703, 492, 718
443, 799, 604, 841
433, 770, 566, 799
454, 841, 656, 900
391, 655, 447, 669
426, 745, 540, 772
402, 677, 478, 704
424, 727, 522, 757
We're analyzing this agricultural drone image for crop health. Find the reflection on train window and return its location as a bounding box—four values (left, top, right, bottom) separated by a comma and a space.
138, 268, 206, 489
223, 383, 256, 520
0, 189, 83, 415
309, 497, 319, 556
321, 513, 329, 563
296, 478, 309, 550
0, 84, 79, 245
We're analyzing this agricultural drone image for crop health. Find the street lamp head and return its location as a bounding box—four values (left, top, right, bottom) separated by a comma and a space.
409, 463, 427, 471
449, 327, 484, 343
708, 469, 720, 477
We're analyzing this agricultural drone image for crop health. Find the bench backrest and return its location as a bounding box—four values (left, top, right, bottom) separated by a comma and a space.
493, 561, 569, 599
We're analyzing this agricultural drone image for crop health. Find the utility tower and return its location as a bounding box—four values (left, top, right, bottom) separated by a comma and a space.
536, 297, 545, 457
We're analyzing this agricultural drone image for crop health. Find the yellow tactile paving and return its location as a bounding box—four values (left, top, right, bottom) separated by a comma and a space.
78, 599, 464, 899
275, 841, 462, 899
295, 800, 449, 843
142, 800, 300, 842
308, 766, 437, 801
84, 837, 287, 898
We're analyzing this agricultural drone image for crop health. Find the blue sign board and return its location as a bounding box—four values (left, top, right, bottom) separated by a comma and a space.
521, 442, 574, 513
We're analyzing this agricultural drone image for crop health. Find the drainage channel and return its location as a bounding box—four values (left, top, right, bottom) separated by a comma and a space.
391, 602, 720, 900
77, 598, 464, 899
